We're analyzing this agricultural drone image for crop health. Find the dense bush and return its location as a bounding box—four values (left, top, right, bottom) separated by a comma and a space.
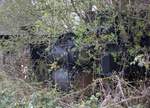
0, 0, 150, 108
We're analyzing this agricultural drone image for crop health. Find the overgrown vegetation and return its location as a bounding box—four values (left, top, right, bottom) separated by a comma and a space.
0, 0, 150, 108
0, 71, 150, 108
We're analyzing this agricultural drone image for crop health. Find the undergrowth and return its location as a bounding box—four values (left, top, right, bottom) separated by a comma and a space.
0, 71, 149, 108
